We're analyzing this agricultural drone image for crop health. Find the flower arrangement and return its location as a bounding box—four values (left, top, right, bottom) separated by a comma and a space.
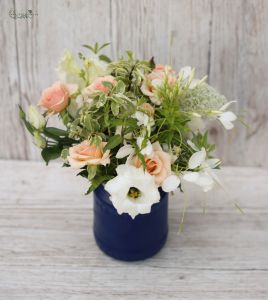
20, 43, 238, 219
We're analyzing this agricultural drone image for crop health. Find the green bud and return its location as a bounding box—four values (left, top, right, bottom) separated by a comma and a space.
33, 131, 46, 149
28, 105, 46, 130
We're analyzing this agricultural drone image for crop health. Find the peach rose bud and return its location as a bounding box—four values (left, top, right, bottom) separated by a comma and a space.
83, 75, 116, 96
132, 142, 172, 186
39, 82, 70, 113
67, 141, 110, 168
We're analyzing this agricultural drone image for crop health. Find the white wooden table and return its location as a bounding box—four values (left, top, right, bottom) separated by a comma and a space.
0, 160, 267, 299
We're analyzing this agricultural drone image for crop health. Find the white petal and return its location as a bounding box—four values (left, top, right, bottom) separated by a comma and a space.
135, 111, 149, 126
188, 116, 205, 132
66, 83, 78, 95
162, 175, 180, 192
187, 140, 199, 151
204, 158, 221, 169
218, 111, 237, 130
116, 144, 134, 159
195, 173, 214, 192
189, 79, 200, 89
220, 100, 236, 112
183, 172, 199, 182
137, 137, 153, 156
151, 78, 163, 88
188, 147, 206, 169
179, 66, 192, 79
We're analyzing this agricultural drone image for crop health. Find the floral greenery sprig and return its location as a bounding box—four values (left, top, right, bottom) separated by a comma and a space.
19, 43, 238, 219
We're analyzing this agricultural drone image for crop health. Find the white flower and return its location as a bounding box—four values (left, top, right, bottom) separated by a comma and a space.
162, 175, 180, 192
137, 137, 153, 156
188, 147, 206, 169
86, 53, 109, 83
179, 66, 192, 80
56, 50, 85, 89
105, 165, 160, 219
179, 66, 201, 89
28, 106, 46, 130
67, 95, 84, 118
134, 111, 150, 126
215, 101, 237, 130
183, 171, 214, 192
134, 111, 155, 136
183, 141, 221, 192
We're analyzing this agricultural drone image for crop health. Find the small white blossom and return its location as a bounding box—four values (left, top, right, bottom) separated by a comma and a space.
215, 101, 237, 130
183, 141, 221, 192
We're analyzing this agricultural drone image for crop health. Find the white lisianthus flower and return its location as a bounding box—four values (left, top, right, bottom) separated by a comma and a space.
105, 165, 160, 219
28, 105, 46, 130
67, 95, 84, 118
86, 53, 109, 83
183, 141, 221, 192
137, 137, 153, 156
56, 50, 85, 89
212, 101, 237, 130
179, 66, 201, 89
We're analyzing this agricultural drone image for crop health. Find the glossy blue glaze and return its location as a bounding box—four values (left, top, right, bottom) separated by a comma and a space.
93, 185, 168, 261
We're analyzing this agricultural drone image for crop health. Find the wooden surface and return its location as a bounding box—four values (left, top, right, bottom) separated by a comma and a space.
1, 0, 268, 167
0, 160, 267, 299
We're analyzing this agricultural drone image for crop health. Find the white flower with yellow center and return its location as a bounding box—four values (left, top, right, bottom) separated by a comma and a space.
105, 165, 160, 219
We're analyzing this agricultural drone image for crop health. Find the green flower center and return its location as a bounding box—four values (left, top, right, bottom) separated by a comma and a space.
128, 187, 141, 199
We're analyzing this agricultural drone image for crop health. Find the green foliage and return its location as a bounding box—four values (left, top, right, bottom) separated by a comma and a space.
41, 145, 62, 165
191, 131, 216, 154
104, 135, 123, 152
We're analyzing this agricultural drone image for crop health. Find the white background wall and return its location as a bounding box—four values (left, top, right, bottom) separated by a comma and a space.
1, 0, 268, 167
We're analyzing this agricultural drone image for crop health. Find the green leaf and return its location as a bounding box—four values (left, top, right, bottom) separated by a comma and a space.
102, 81, 113, 89
45, 127, 68, 137
104, 135, 122, 152
85, 175, 113, 194
113, 80, 126, 94
99, 54, 112, 63
18, 105, 35, 135
96, 94, 107, 108
87, 165, 97, 180
111, 102, 119, 116
82, 44, 95, 52
149, 56, 155, 70
110, 118, 137, 127
41, 145, 62, 165
98, 42, 110, 51
84, 115, 93, 132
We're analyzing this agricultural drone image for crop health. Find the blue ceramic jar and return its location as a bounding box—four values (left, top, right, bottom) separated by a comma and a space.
93, 185, 168, 261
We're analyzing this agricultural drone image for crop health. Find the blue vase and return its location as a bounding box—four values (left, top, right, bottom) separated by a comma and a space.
93, 185, 168, 261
